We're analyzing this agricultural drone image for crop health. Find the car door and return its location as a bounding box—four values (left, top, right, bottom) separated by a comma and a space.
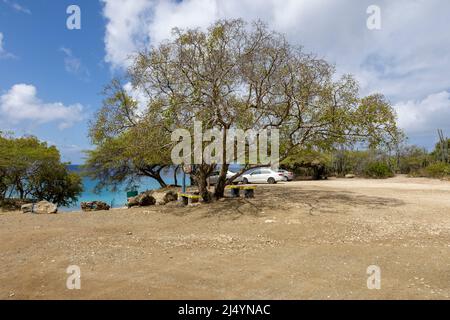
209, 171, 219, 185
260, 169, 272, 183
249, 169, 261, 183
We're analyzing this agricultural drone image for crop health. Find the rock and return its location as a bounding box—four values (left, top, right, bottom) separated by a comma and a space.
22, 201, 58, 214
81, 201, 110, 212
21, 203, 33, 213
34, 201, 57, 214
163, 190, 178, 203
128, 191, 156, 208
138, 193, 156, 206
149, 191, 166, 205
127, 196, 139, 208
345, 174, 356, 179
129, 189, 177, 207
153, 190, 179, 205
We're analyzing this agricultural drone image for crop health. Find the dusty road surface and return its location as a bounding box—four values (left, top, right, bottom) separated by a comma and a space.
1, 176, 449, 299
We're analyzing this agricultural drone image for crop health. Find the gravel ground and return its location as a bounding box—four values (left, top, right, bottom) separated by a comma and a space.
0, 176, 449, 299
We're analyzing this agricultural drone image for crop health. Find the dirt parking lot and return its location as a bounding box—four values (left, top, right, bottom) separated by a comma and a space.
1, 176, 449, 299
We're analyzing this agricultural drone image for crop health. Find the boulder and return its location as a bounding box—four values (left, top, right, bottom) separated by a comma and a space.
127, 191, 156, 208
21, 203, 34, 213
138, 193, 156, 206
163, 190, 178, 203
22, 201, 58, 214
152, 190, 179, 205
81, 201, 110, 212
345, 174, 356, 179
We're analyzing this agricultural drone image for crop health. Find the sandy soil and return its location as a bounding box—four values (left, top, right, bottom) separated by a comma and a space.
1, 176, 449, 300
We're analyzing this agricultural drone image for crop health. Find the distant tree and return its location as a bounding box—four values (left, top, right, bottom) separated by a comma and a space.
431, 130, 449, 163
282, 149, 332, 180
397, 145, 429, 174
0, 134, 82, 206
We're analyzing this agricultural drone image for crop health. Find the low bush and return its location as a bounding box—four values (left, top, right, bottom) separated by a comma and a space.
424, 162, 450, 179
364, 162, 394, 179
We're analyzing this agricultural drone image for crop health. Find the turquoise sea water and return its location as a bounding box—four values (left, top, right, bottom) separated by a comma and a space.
62, 166, 190, 212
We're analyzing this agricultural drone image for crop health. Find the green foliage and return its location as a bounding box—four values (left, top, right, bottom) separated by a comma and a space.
431, 138, 450, 163
27, 162, 83, 206
282, 149, 332, 180
85, 79, 175, 190
364, 162, 394, 179
0, 134, 82, 207
332, 149, 372, 176
397, 145, 429, 175
424, 162, 450, 179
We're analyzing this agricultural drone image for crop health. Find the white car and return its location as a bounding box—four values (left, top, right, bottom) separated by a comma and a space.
278, 169, 294, 181
208, 170, 243, 185
242, 168, 287, 184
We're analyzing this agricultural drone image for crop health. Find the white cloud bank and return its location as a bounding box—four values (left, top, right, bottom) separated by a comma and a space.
101, 0, 450, 143
0, 84, 84, 130
394, 91, 450, 135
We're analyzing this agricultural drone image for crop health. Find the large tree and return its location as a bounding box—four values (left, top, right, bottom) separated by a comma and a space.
129, 19, 400, 198
88, 19, 401, 201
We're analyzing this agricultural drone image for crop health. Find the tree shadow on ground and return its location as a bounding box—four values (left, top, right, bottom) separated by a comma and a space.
177, 186, 405, 219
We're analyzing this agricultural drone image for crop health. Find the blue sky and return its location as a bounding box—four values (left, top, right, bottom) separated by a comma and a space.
1, 0, 449, 163
0, 0, 112, 163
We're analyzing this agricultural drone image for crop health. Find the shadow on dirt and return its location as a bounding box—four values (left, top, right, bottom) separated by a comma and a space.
165, 186, 405, 219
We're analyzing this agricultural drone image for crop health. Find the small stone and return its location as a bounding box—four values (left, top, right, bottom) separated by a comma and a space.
81, 201, 110, 212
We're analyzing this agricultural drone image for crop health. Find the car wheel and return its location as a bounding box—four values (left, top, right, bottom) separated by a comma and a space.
243, 178, 249, 184
268, 177, 276, 184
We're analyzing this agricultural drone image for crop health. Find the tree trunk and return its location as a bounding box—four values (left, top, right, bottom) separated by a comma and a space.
214, 163, 230, 199
213, 126, 230, 199
196, 170, 211, 202
141, 166, 167, 188
153, 173, 167, 188
173, 166, 179, 187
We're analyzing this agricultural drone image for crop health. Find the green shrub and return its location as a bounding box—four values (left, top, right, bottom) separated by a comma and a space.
424, 162, 450, 179
364, 162, 394, 179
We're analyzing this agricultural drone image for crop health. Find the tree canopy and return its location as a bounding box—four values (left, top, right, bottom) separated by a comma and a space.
87, 19, 402, 200
0, 133, 83, 206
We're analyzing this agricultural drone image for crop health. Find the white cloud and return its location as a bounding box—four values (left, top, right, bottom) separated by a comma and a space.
100, 0, 450, 145
0, 32, 15, 59
123, 82, 148, 114
0, 32, 4, 54
2, 0, 31, 14
394, 91, 450, 135
101, 0, 154, 69
60, 47, 90, 80
0, 84, 84, 130
101, 0, 450, 97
